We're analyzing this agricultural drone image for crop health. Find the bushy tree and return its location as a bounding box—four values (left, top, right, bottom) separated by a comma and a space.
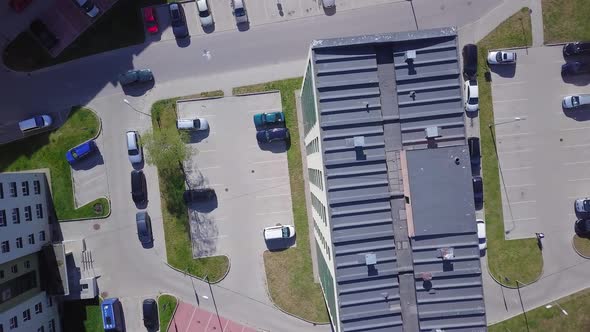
141, 127, 189, 170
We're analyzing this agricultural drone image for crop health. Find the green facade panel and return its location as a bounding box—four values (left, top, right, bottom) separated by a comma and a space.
302, 62, 318, 136
316, 242, 338, 331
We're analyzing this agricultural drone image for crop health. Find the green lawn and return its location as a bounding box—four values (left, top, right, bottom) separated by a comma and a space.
62, 298, 102, 332
150, 91, 228, 283
0, 107, 110, 220
233, 79, 329, 323
490, 288, 590, 331
573, 235, 590, 257
542, 0, 590, 44
3, 0, 167, 71
477, 8, 543, 286
158, 294, 178, 331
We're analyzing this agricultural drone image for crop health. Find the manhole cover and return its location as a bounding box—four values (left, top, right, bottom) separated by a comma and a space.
100, 291, 108, 298
93, 203, 103, 215
93, 224, 100, 230
225, 188, 229, 192
251, 170, 255, 173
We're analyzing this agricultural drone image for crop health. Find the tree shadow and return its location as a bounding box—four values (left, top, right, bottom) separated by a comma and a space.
190, 211, 219, 257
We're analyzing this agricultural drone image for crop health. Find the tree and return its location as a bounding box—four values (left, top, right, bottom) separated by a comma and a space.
141, 127, 190, 171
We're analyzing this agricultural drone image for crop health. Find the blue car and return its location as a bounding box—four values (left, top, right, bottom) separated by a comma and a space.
256, 128, 290, 143
66, 140, 97, 165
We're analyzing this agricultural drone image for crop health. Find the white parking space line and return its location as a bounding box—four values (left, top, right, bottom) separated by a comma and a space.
494, 115, 528, 121
505, 183, 536, 188
497, 148, 533, 154
560, 126, 590, 132
256, 210, 291, 216
564, 143, 590, 149
508, 217, 537, 222
567, 177, 590, 182
198, 166, 221, 170
503, 166, 533, 172
256, 176, 287, 181
197, 235, 229, 240
492, 81, 526, 87
256, 193, 291, 199
494, 98, 529, 103
564, 160, 590, 166
510, 200, 537, 205
253, 159, 286, 164
247, 108, 283, 114
496, 132, 532, 138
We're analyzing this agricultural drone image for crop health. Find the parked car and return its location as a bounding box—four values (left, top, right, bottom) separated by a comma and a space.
477, 219, 487, 250
196, 0, 213, 27
322, 0, 336, 8
256, 128, 290, 144
10, 0, 33, 13
131, 170, 147, 205
487, 50, 517, 65
468, 137, 480, 165
473, 176, 483, 210
176, 118, 209, 131
253, 111, 285, 128
464, 79, 479, 113
143, 7, 159, 34
575, 198, 590, 219
118, 69, 154, 86
30, 20, 58, 50
126, 131, 143, 164
232, 0, 248, 24
561, 61, 590, 76
183, 188, 216, 203
142, 299, 158, 329
563, 94, 590, 109
66, 140, 97, 165
575, 219, 590, 237
18, 115, 52, 134
136, 211, 153, 245
169, 2, 189, 38
462, 44, 478, 79
263, 225, 295, 241
563, 42, 590, 57
72, 0, 100, 18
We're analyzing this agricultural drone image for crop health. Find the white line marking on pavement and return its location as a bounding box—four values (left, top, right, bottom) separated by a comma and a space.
256, 210, 291, 216
560, 126, 590, 132
494, 116, 527, 121
198, 149, 217, 153
256, 193, 291, 199
509, 200, 537, 205
564, 143, 590, 149
502, 166, 533, 171
198, 166, 221, 170
497, 148, 533, 154
564, 160, 590, 166
253, 159, 285, 164
496, 132, 532, 138
256, 176, 288, 181
185, 306, 198, 332
507, 217, 537, 222
494, 98, 529, 103
505, 183, 536, 188
492, 81, 526, 87
567, 177, 590, 182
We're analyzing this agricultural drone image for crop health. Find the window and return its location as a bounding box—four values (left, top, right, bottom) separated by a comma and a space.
24, 260, 30, 269
0, 323, 3, 332
0, 270, 4, 278
1, 241, 9, 253
11, 208, 19, 224
10, 265, 17, 273
37, 327, 45, 332
24, 206, 32, 221
308, 168, 324, 190
9, 316, 17, 329
39, 231, 46, 242
28, 234, 35, 245
9, 182, 17, 197
23, 309, 31, 321
33, 180, 41, 195
36, 204, 43, 219
306, 137, 320, 155
0, 210, 5, 227
47, 296, 53, 307
16, 237, 22, 249
35, 302, 42, 314
48, 320, 55, 332
0, 182, 3, 199
21, 182, 29, 196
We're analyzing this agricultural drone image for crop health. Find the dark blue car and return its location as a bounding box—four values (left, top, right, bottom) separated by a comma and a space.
256, 128, 289, 143
66, 140, 97, 165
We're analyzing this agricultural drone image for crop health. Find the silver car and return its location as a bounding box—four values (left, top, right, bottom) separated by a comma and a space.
232, 0, 248, 24
196, 0, 213, 27
563, 94, 590, 109
487, 50, 517, 65
126, 131, 143, 164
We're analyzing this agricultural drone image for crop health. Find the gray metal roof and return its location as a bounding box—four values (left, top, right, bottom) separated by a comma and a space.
310, 27, 486, 332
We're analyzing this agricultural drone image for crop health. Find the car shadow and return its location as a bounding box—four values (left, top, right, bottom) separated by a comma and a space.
323, 6, 336, 16
561, 73, 590, 86
465, 110, 478, 119
122, 80, 155, 97
189, 129, 210, 143
176, 36, 191, 48
488, 64, 516, 78
203, 23, 215, 34
265, 235, 296, 251
258, 141, 288, 153
71, 151, 104, 171
564, 108, 590, 121
237, 21, 250, 32
134, 198, 148, 210
187, 196, 218, 213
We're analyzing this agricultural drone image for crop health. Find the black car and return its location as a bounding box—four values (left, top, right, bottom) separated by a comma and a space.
561, 62, 590, 76
183, 188, 216, 203
462, 44, 478, 79
142, 298, 158, 329
30, 20, 59, 50
136, 211, 153, 245
169, 2, 189, 38
131, 170, 147, 205
563, 42, 590, 57
575, 219, 590, 237
468, 137, 481, 165
473, 176, 483, 210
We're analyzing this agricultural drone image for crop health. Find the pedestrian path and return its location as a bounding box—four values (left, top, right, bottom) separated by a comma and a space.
169, 301, 258, 332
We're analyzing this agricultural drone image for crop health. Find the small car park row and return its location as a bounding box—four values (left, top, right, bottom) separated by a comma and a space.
253, 111, 289, 144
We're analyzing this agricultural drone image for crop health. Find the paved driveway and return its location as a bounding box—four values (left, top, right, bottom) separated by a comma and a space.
177, 93, 293, 303
71, 133, 109, 209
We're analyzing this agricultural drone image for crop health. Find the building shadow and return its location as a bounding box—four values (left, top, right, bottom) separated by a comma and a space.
70, 150, 104, 171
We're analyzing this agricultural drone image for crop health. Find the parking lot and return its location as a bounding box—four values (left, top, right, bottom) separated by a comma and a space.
71, 132, 109, 210
490, 46, 590, 242
176, 93, 293, 263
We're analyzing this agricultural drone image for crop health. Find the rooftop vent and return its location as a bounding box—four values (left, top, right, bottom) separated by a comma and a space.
425, 126, 441, 139
353, 136, 365, 148
405, 50, 417, 63
365, 253, 377, 266
438, 247, 454, 260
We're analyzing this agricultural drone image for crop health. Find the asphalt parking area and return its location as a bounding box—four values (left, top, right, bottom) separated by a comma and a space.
71, 133, 109, 209
490, 46, 590, 241
176, 93, 293, 259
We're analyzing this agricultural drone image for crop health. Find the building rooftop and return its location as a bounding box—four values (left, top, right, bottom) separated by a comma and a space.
310, 27, 486, 331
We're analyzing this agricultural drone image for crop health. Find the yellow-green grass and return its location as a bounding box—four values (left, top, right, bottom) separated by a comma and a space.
542, 0, 590, 44
158, 294, 178, 331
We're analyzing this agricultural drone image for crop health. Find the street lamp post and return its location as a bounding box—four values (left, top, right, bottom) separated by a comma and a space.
205, 275, 224, 330
122, 99, 152, 117
545, 302, 568, 316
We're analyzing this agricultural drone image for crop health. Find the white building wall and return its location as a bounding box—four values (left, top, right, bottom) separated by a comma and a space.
0, 173, 51, 265
0, 292, 61, 332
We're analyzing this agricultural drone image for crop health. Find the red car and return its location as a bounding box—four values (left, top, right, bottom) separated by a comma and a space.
143, 7, 158, 34
10, 0, 33, 12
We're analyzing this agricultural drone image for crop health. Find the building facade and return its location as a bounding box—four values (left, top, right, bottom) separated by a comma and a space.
301, 28, 487, 332
0, 172, 61, 332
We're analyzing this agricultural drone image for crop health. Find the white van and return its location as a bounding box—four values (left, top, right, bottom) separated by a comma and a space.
19, 115, 53, 134
176, 118, 209, 131
563, 94, 590, 109
263, 225, 295, 241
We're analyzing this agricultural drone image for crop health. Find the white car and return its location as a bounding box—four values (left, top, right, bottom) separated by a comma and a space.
464, 79, 479, 113
196, 0, 213, 27
73, 0, 100, 18
322, 0, 336, 8
263, 225, 295, 241
563, 94, 590, 109
477, 219, 487, 251
126, 131, 143, 164
487, 50, 517, 65
176, 118, 209, 131
232, 0, 248, 24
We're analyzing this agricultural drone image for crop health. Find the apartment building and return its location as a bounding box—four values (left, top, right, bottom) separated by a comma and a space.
301, 28, 487, 332
0, 172, 61, 332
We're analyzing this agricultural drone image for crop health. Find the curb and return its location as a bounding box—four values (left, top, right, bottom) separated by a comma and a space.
157, 293, 180, 332
233, 89, 281, 97
177, 95, 224, 103
572, 235, 590, 259
485, 251, 545, 289
164, 254, 231, 284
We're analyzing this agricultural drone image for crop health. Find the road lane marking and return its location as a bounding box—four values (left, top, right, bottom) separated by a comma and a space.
564, 160, 590, 166
567, 177, 590, 182
492, 81, 526, 87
